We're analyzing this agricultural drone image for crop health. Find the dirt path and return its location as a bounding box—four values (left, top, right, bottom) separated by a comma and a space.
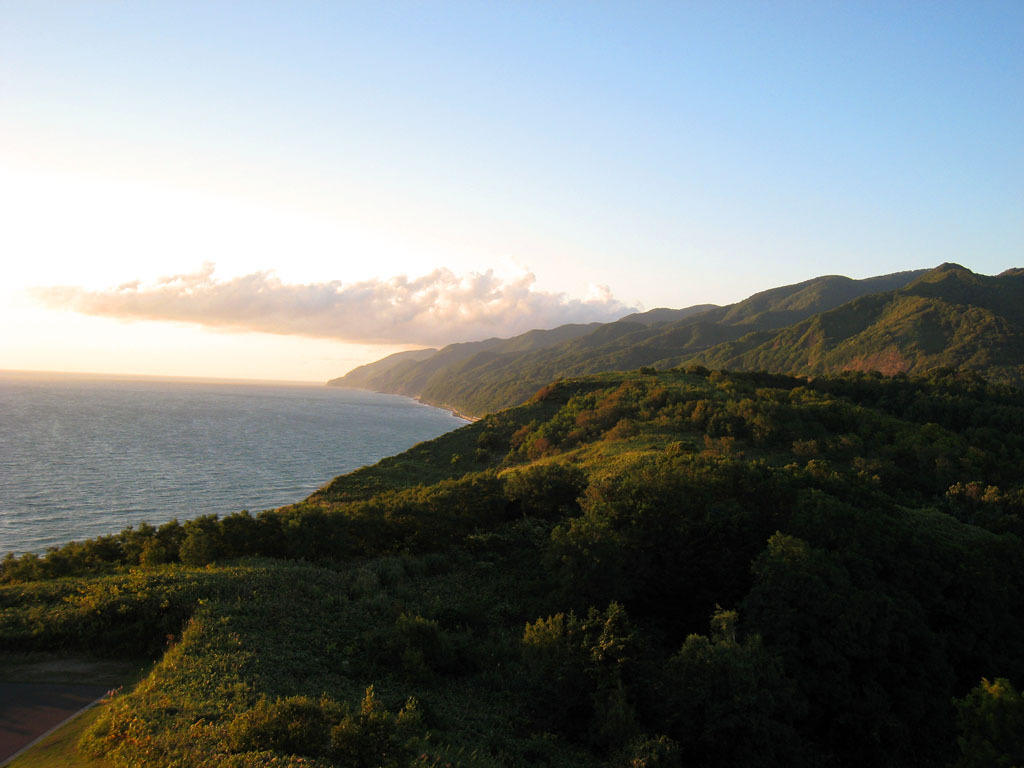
0, 682, 109, 765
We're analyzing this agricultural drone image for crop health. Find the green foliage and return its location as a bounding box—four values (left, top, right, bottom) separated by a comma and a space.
0, 567, 243, 655
332, 268, 929, 417
742, 530, 962, 765
228, 694, 337, 756
657, 608, 804, 768
8, 366, 1024, 767
179, 515, 223, 566
223, 687, 426, 766
384, 613, 457, 681
692, 265, 1024, 387
329, 686, 426, 768
549, 451, 789, 633
620, 734, 682, 768
503, 462, 587, 519
953, 677, 1024, 768
521, 602, 639, 749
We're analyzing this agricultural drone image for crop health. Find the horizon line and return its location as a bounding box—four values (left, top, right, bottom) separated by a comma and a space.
0, 368, 324, 387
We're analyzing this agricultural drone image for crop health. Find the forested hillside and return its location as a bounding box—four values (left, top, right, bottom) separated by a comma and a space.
5, 368, 1024, 766
332, 323, 605, 399
687, 264, 1024, 383
329, 270, 927, 417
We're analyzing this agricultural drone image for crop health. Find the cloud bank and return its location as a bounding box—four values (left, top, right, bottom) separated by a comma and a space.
32, 263, 634, 346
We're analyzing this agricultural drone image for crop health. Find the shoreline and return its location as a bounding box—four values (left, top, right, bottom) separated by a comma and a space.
417, 398, 479, 423
326, 382, 480, 422
3, 385, 470, 558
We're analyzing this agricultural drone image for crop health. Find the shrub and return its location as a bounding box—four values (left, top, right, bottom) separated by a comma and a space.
329, 686, 426, 768
387, 613, 457, 680
605, 418, 638, 441
657, 608, 803, 768
622, 734, 682, 768
227, 695, 336, 756
521, 602, 638, 747
504, 462, 587, 520
179, 515, 223, 566
138, 539, 169, 566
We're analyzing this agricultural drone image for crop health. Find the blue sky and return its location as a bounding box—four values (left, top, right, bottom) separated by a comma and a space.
1, 2, 1021, 380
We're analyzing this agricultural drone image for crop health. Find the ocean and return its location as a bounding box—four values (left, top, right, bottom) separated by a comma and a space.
0, 373, 467, 556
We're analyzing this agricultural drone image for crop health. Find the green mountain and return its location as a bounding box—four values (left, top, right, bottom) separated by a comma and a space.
6, 368, 1024, 766
686, 263, 1024, 384
10, 263, 1024, 766
330, 322, 603, 404
330, 269, 927, 416
617, 303, 720, 325
336, 347, 440, 390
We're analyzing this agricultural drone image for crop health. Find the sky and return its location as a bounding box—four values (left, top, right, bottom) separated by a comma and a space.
1, 2, 1021, 382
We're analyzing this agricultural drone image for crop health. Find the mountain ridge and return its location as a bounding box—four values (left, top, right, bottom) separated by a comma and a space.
329, 267, 934, 415
685, 264, 1024, 383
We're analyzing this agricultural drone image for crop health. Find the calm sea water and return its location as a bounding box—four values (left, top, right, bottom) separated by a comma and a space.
0, 374, 467, 556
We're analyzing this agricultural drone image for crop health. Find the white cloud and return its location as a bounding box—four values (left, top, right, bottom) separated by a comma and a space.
31, 263, 634, 346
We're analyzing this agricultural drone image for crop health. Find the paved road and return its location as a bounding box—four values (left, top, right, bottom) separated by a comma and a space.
0, 682, 109, 764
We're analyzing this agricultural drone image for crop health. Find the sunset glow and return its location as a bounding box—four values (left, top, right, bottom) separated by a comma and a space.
1, 2, 1020, 381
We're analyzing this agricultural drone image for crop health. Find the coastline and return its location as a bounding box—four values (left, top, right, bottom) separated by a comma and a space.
2, 383, 468, 557
419, 399, 479, 423
326, 382, 479, 422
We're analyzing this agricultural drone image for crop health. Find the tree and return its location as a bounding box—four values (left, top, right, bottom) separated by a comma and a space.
953, 677, 1024, 768
658, 607, 805, 767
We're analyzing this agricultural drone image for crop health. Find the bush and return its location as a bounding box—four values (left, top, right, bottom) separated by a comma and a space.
504, 462, 587, 520
521, 602, 638, 747
386, 613, 457, 681
622, 734, 682, 768
179, 515, 223, 566
329, 686, 426, 768
227, 695, 336, 756
658, 608, 803, 767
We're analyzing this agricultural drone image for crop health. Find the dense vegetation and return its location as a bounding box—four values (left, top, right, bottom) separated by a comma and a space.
330, 269, 928, 417
4, 367, 1024, 766
687, 264, 1024, 383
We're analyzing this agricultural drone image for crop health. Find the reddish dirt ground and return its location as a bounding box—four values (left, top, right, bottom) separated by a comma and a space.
0, 683, 109, 764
